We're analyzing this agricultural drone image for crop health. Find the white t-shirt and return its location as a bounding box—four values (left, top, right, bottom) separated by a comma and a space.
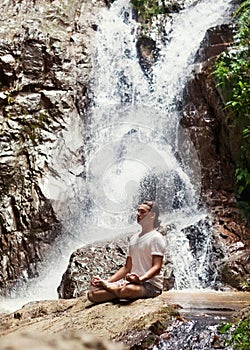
128, 230, 166, 290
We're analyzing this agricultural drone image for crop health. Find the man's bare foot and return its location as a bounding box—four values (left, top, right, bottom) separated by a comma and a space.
95, 279, 127, 292
94, 278, 109, 289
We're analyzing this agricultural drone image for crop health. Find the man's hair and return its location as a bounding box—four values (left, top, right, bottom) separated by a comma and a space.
142, 200, 160, 228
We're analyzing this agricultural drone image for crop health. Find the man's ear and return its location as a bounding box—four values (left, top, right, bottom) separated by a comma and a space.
150, 212, 156, 219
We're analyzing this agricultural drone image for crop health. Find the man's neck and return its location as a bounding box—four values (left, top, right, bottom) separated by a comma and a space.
139, 225, 154, 236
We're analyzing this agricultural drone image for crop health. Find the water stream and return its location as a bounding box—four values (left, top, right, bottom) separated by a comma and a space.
150, 291, 250, 350
0, 0, 235, 320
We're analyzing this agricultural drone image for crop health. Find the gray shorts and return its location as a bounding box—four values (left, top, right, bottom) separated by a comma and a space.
140, 282, 162, 298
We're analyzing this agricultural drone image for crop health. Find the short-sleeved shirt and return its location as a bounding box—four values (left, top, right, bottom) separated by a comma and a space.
128, 230, 166, 290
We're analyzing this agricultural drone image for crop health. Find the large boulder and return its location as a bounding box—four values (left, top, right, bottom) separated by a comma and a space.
0, 295, 176, 349
57, 237, 129, 299
0, 331, 128, 350
57, 232, 175, 299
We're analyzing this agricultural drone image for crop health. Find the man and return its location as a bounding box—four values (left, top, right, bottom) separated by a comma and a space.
87, 201, 166, 303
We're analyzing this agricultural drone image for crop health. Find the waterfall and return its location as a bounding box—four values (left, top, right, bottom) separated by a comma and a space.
82, 0, 231, 289
0, 0, 232, 312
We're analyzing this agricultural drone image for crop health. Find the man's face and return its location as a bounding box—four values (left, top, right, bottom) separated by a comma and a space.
137, 204, 152, 225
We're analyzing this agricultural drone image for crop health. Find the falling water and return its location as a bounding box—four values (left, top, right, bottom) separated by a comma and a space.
83, 0, 232, 289
0, 0, 233, 312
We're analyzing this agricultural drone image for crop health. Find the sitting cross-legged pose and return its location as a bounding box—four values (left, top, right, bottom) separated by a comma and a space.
87, 201, 166, 304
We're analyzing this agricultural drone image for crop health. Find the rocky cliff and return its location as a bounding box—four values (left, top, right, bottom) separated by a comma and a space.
0, 0, 111, 295
181, 23, 250, 290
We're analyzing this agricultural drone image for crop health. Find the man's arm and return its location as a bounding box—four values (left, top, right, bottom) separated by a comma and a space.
125, 255, 163, 284
91, 256, 132, 286
108, 256, 132, 282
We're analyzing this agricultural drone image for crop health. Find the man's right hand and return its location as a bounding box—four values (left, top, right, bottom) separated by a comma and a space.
91, 276, 103, 287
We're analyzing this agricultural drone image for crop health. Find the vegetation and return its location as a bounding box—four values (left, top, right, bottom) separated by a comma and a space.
130, 0, 181, 23
213, 0, 250, 202
214, 4, 250, 346
219, 314, 250, 350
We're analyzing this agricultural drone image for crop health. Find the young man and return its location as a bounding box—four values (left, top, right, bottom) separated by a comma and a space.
87, 201, 166, 303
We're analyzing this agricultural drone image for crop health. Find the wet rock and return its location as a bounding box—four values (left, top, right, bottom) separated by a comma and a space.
218, 247, 250, 291
181, 23, 250, 290
57, 233, 175, 299
57, 237, 128, 299
182, 24, 236, 195
194, 24, 233, 62
136, 36, 159, 79
0, 0, 108, 296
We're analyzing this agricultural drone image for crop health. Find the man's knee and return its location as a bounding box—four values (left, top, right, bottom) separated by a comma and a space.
118, 284, 143, 299
87, 290, 95, 303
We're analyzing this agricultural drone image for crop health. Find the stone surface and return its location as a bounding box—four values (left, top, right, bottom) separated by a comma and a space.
0, 0, 108, 296
57, 237, 128, 299
1, 290, 250, 349
0, 294, 176, 349
57, 232, 176, 299
0, 331, 128, 350
181, 23, 250, 291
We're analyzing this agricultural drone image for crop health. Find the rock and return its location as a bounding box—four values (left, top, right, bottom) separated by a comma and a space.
0, 331, 128, 350
0, 0, 108, 296
0, 295, 177, 349
57, 237, 128, 299
57, 233, 175, 299
194, 24, 233, 62
182, 24, 236, 195
181, 23, 250, 290
136, 36, 159, 79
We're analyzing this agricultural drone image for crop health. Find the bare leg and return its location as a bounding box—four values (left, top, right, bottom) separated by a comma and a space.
87, 279, 126, 303
95, 279, 126, 292
87, 287, 118, 304
87, 281, 145, 304
118, 283, 145, 299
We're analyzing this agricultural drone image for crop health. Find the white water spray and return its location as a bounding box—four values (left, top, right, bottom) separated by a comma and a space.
83, 0, 231, 288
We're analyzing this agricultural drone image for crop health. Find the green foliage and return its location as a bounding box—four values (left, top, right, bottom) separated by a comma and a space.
219, 322, 233, 334
130, 0, 175, 23
213, 0, 250, 198
220, 318, 250, 350
131, 0, 164, 22
239, 279, 250, 291
236, 166, 250, 194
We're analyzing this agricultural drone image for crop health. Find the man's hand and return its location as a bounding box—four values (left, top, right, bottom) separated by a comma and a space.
90, 276, 105, 287
125, 273, 141, 284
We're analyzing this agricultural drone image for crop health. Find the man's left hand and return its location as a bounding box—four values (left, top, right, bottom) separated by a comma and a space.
125, 273, 141, 284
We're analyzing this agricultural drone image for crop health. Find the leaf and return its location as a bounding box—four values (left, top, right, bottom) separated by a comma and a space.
219, 323, 232, 334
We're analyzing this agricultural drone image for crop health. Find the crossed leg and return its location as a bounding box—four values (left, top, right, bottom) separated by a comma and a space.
87, 279, 144, 304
